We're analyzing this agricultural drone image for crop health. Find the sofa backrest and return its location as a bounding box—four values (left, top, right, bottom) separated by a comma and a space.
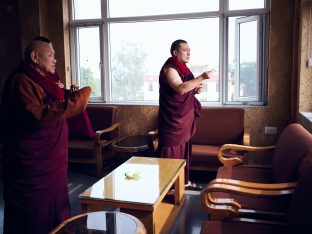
272, 123, 312, 183
192, 108, 245, 145
86, 105, 118, 132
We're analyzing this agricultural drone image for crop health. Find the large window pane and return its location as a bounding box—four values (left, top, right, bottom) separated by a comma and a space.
229, 0, 264, 10
109, 18, 219, 102
227, 17, 237, 102
227, 16, 259, 102
108, 0, 219, 17
70, 0, 267, 105
76, 27, 101, 97
238, 20, 258, 99
72, 0, 101, 20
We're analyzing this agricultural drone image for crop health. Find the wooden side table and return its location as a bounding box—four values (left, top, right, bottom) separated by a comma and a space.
49, 211, 146, 234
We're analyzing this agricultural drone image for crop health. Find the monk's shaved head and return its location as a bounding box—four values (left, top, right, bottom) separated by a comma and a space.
23, 36, 56, 75
24, 40, 51, 63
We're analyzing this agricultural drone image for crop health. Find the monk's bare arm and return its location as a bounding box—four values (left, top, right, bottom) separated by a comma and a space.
165, 67, 213, 95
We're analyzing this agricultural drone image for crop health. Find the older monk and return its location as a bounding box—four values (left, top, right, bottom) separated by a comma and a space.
1, 36, 91, 234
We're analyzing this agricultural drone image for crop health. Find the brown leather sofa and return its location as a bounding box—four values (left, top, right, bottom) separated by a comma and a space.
191, 107, 250, 171
68, 105, 120, 177
148, 107, 249, 172
201, 123, 312, 223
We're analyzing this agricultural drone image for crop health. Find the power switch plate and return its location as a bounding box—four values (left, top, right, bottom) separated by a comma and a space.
308, 57, 312, 67
264, 127, 277, 135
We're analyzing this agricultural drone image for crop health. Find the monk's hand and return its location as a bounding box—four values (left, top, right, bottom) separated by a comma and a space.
56, 81, 64, 89
195, 83, 203, 94
201, 69, 216, 80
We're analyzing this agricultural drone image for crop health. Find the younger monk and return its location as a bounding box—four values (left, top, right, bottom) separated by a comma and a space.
158, 39, 214, 189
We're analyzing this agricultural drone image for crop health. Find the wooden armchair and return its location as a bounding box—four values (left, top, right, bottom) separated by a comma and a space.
201, 123, 312, 221
68, 105, 120, 177
201, 157, 312, 234
202, 178, 296, 221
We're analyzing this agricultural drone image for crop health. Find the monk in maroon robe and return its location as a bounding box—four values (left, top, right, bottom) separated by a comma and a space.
158, 39, 214, 188
1, 37, 91, 234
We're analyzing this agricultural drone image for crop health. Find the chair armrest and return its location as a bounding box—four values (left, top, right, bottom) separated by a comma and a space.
202, 182, 295, 220
94, 123, 121, 147
243, 127, 251, 146
205, 179, 296, 210
209, 178, 297, 190
148, 129, 159, 154
218, 144, 276, 166
203, 182, 294, 206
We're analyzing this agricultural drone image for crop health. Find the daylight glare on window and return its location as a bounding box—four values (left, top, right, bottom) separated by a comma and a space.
108, 0, 219, 17
70, 0, 267, 105
72, 0, 101, 19
238, 20, 258, 99
228, 0, 264, 10
77, 27, 102, 97
109, 19, 219, 102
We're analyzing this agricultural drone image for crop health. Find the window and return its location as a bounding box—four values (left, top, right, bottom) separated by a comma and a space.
74, 27, 102, 96
70, 0, 269, 105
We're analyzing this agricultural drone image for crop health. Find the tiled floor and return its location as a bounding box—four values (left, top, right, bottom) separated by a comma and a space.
0, 158, 215, 234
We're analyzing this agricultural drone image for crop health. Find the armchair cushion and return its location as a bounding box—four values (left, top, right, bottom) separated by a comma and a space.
87, 105, 116, 132
68, 139, 94, 159
191, 107, 246, 171
67, 110, 94, 139
192, 145, 220, 165
192, 108, 245, 145
201, 220, 286, 234
272, 123, 312, 182
217, 166, 273, 184
288, 160, 312, 233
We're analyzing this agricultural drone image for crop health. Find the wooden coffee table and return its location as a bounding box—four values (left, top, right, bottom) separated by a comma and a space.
79, 157, 186, 234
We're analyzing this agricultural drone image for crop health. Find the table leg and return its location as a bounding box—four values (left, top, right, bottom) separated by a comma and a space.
174, 168, 185, 205
80, 203, 104, 213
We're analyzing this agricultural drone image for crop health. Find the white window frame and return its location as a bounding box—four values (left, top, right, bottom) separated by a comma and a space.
232, 15, 264, 104
69, 0, 270, 106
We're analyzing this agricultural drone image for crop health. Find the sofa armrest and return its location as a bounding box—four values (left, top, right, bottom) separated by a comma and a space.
218, 144, 276, 166
148, 129, 159, 155
243, 127, 251, 146
94, 123, 121, 147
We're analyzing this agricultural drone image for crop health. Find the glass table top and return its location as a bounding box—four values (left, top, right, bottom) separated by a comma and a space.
51, 211, 145, 234
79, 157, 186, 205
112, 135, 149, 152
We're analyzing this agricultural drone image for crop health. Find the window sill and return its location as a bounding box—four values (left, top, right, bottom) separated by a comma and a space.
300, 111, 312, 121
299, 112, 312, 131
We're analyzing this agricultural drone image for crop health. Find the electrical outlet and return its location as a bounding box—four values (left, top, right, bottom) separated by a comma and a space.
264, 127, 277, 135
308, 57, 312, 67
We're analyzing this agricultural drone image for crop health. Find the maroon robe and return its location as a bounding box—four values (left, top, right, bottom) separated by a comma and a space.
1, 65, 91, 234
158, 57, 201, 183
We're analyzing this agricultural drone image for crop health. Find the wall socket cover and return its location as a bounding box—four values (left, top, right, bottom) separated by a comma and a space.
308, 57, 312, 67
265, 126, 277, 135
